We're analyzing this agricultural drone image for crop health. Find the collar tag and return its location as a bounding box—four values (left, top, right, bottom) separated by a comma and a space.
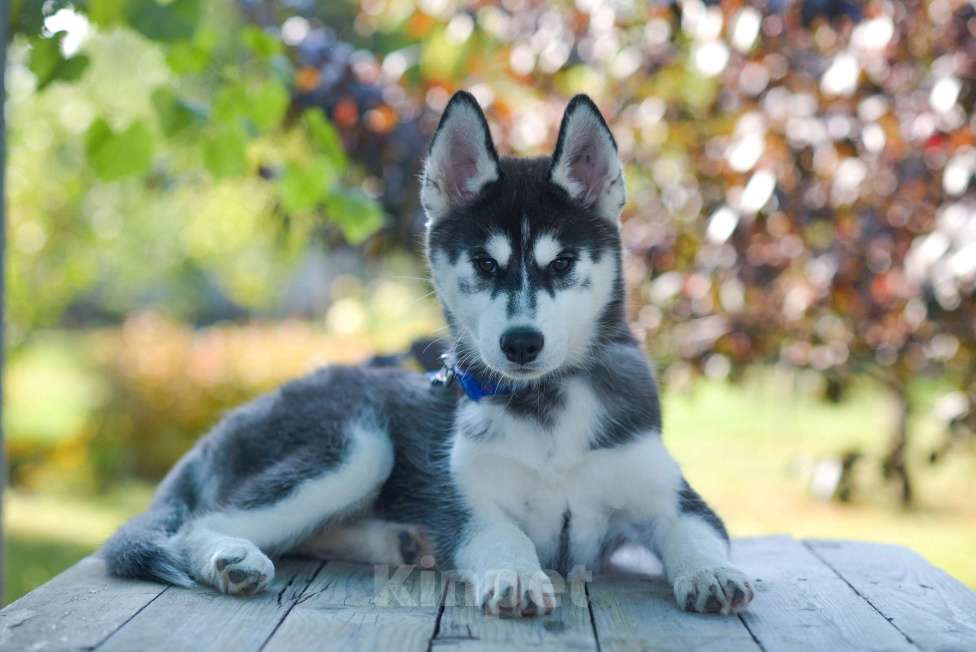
428, 364, 454, 387
429, 357, 512, 402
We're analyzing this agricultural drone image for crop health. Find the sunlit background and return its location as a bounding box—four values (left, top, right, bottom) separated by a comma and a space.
4, 0, 975, 602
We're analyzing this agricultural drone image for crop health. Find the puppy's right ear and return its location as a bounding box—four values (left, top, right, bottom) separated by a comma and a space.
549, 95, 624, 222
421, 91, 500, 223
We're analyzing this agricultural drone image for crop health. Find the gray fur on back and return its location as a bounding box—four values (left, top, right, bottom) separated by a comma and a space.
102, 365, 473, 575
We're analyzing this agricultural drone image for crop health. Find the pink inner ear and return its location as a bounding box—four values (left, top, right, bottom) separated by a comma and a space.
566, 137, 611, 206
441, 130, 478, 201
442, 144, 480, 202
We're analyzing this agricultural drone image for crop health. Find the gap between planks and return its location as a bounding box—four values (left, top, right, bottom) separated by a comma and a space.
97, 558, 324, 652
0, 557, 170, 652
806, 538, 976, 651
256, 560, 327, 651
734, 536, 917, 652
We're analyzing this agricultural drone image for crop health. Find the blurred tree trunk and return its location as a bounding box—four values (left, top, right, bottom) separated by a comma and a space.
1, 1, 8, 603
883, 377, 913, 507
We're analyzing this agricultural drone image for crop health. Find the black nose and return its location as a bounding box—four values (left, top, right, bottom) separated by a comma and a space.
500, 328, 545, 364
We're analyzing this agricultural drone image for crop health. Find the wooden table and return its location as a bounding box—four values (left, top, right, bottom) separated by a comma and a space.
2, 536, 974, 651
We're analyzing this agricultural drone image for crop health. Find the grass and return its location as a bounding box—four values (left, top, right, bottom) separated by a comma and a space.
4, 370, 975, 603
3, 484, 155, 602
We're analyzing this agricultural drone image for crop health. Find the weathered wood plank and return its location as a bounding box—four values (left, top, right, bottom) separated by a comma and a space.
0, 556, 168, 652
735, 536, 916, 651
588, 573, 759, 652
263, 561, 440, 652
433, 572, 597, 651
807, 539, 976, 651
6, 537, 973, 652
99, 558, 322, 652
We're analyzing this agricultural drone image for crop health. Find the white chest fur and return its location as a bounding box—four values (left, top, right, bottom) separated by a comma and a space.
450, 379, 681, 570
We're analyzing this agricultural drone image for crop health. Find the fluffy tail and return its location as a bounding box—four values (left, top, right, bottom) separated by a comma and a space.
101, 505, 194, 587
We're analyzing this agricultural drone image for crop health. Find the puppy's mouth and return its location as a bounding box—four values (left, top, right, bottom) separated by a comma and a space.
491, 362, 553, 383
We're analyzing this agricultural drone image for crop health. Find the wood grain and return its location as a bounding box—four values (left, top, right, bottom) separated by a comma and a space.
98, 558, 322, 652
0, 556, 168, 652
807, 539, 976, 651
588, 573, 760, 652
263, 561, 440, 652
433, 571, 598, 651
734, 536, 916, 651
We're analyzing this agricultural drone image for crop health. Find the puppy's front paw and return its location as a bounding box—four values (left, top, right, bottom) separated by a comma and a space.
209, 543, 275, 596
673, 566, 753, 614
477, 569, 557, 618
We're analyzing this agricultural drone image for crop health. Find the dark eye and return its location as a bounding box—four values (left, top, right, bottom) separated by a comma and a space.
549, 256, 575, 275
474, 256, 498, 273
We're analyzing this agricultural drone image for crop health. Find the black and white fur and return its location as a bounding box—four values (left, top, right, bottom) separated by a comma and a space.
103, 92, 753, 616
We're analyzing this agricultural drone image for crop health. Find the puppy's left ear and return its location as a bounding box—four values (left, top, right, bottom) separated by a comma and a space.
421, 91, 500, 223
549, 95, 625, 221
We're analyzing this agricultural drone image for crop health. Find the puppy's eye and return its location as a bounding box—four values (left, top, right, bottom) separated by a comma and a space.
473, 256, 498, 273
549, 256, 575, 275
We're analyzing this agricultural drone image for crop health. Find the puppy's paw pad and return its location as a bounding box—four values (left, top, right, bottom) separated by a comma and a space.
726, 576, 754, 610
396, 526, 434, 566
210, 544, 274, 596
519, 588, 557, 617
478, 569, 556, 618
673, 566, 753, 615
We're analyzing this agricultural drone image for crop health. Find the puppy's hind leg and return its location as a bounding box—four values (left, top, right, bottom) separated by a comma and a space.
178, 419, 396, 595
297, 519, 434, 566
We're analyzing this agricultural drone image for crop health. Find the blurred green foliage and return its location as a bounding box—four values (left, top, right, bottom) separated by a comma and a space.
26, 29, 89, 89
6, 0, 384, 348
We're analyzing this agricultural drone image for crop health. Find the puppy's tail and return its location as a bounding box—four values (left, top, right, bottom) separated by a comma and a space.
101, 504, 194, 587
100, 505, 194, 586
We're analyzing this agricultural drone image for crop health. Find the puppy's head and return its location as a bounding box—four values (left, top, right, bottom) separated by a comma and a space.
424, 92, 626, 382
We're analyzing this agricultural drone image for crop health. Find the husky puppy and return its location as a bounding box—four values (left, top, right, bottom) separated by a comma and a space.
103, 92, 753, 617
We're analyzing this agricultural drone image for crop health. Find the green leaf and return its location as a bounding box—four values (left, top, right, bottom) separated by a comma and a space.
203, 122, 249, 179
241, 26, 283, 60
165, 28, 216, 74
277, 158, 337, 214
53, 53, 90, 83
152, 87, 208, 137
324, 188, 384, 244
304, 110, 347, 168
28, 33, 90, 90
212, 82, 247, 124
213, 80, 289, 134
85, 119, 156, 181
124, 0, 201, 43
248, 80, 289, 132
88, 0, 127, 28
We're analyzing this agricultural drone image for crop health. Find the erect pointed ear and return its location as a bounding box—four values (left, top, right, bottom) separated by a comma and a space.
421, 91, 500, 223
549, 95, 625, 221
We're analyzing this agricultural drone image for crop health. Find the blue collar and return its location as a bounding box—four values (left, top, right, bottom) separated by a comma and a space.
430, 362, 513, 402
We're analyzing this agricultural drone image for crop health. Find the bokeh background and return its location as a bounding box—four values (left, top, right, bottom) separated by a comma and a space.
4, 0, 976, 602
